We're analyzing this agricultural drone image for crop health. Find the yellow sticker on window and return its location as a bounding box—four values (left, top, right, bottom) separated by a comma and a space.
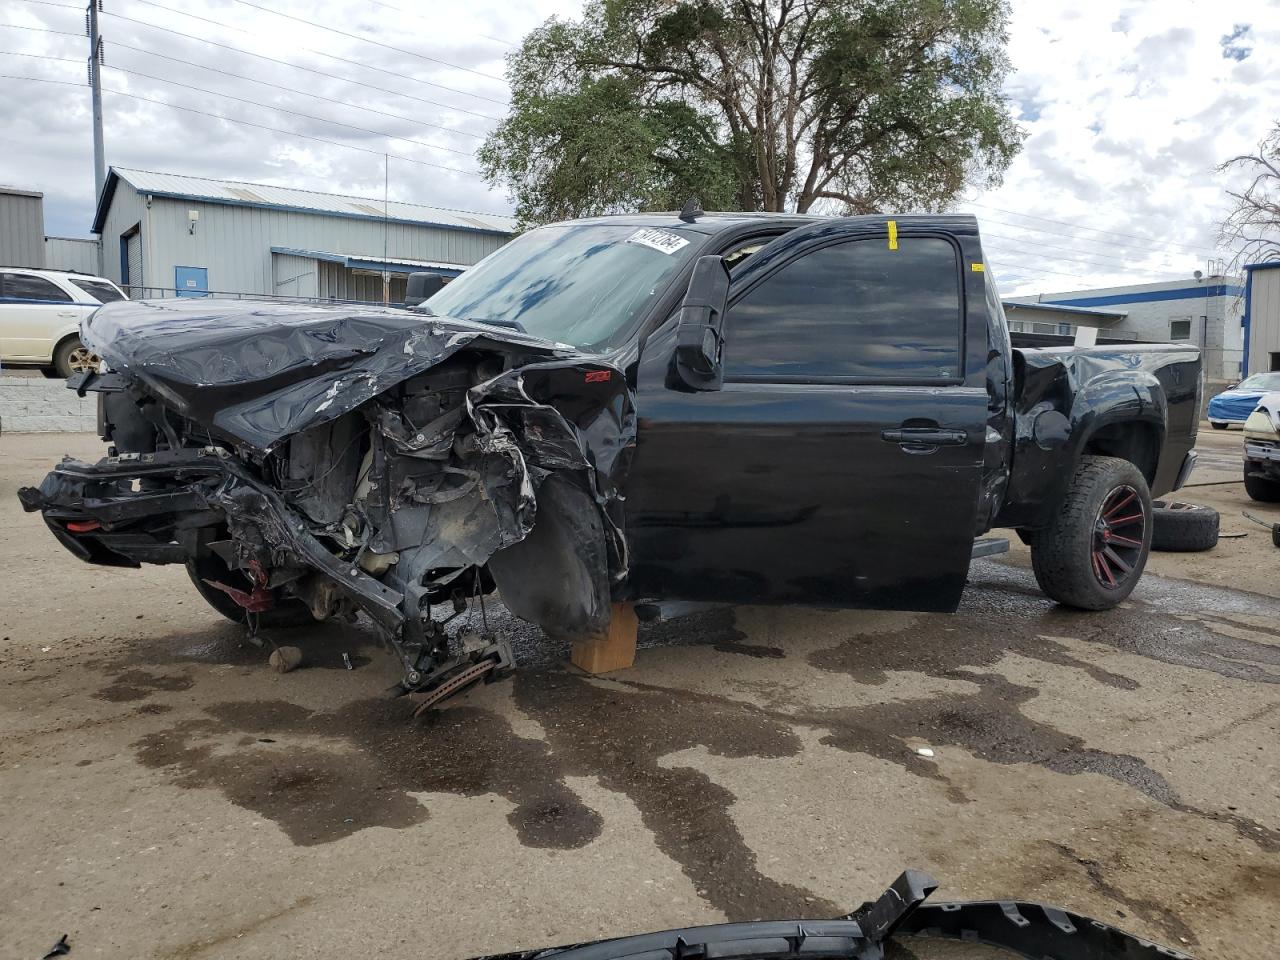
887, 220, 898, 250
971, 263, 985, 272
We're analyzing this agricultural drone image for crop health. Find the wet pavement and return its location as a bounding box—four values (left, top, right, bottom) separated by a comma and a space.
1, 433, 1278, 959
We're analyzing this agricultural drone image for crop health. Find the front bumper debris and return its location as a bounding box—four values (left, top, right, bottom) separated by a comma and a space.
467, 868, 1194, 960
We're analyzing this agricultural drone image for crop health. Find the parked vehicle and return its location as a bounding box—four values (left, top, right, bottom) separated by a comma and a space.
1243, 390, 1280, 502
0, 267, 127, 377
1206, 372, 1280, 428
19, 212, 1202, 702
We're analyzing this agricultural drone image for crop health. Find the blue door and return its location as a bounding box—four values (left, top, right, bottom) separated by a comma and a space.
174, 266, 209, 298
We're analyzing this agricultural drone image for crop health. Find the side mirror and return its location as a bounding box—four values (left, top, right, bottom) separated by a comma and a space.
673, 255, 730, 390
405, 272, 448, 306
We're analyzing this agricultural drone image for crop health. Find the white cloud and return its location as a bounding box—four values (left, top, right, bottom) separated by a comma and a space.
0, 0, 1276, 297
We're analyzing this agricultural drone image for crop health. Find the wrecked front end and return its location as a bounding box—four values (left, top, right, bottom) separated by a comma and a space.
19, 299, 635, 701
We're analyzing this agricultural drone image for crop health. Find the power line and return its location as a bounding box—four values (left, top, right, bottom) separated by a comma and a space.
117, 1, 508, 106
363, 0, 518, 48
0, 22, 503, 123
226, 0, 507, 83
105, 40, 496, 131
979, 214, 1207, 261
966, 198, 1212, 255
0, 72, 486, 178
1, 51, 482, 159
12, 0, 511, 106
103, 41, 492, 138
982, 231, 1192, 272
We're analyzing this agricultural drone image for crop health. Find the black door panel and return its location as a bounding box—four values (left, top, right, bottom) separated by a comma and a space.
624, 217, 989, 611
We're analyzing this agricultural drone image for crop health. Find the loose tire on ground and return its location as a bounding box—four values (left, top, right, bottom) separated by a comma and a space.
1031, 455, 1153, 610
185, 556, 316, 628
1244, 464, 1280, 503
1149, 500, 1219, 552
52, 336, 100, 378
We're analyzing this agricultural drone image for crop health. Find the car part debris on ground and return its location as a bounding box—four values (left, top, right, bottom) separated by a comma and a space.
466, 868, 1194, 960
1242, 510, 1280, 547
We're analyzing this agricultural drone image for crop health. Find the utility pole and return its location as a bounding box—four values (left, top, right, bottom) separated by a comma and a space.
87, 0, 106, 202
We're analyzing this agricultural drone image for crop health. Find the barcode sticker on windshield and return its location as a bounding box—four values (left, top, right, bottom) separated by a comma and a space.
627, 228, 690, 255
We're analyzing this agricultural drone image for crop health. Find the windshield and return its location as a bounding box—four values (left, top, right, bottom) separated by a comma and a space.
422, 222, 703, 350
1238, 372, 1280, 391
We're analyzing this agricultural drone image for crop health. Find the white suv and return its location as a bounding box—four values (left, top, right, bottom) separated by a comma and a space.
0, 268, 128, 377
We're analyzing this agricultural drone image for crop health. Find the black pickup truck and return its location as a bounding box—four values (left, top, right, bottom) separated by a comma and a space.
20, 212, 1200, 696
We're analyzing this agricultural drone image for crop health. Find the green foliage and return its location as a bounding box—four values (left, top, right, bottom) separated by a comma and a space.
481, 0, 1025, 225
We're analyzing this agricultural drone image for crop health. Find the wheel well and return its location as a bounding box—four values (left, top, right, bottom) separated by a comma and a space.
52, 332, 81, 354
1083, 422, 1159, 486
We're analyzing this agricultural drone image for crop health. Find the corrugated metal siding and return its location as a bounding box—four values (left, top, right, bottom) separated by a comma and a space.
143, 196, 506, 297
45, 237, 101, 274
316, 260, 407, 304
1249, 268, 1280, 374
0, 190, 46, 268
98, 182, 146, 288
271, 253, 319, 298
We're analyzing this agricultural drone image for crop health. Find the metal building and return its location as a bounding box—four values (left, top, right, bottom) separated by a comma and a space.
1006, 276, 1246, 382
1243, 262, 1280, 375
91, 167, 516, 303
0, 186, 47, 267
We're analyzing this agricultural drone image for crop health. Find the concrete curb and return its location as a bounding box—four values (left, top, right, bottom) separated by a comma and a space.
0, 377, 97, 433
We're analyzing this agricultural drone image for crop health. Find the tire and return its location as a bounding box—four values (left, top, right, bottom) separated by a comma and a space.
1149, 500, 1219, 551
1031, 455, 1152, 610
185, 556, 316, 628
1210, 421, 1230, 430
1244, 464, 1280, 503
53, 336, 100, 378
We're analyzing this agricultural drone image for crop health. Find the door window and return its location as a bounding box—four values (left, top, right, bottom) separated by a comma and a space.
723, 237, 962, 382
1, 273, 73, 303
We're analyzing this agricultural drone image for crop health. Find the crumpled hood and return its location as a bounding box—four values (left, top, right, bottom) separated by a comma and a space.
84, 298, 579, 452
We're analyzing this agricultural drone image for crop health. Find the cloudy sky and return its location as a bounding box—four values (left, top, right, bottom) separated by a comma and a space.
1, 0, 1276, 293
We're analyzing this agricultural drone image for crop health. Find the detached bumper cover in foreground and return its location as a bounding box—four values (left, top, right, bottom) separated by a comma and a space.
468, 869, 1193, 960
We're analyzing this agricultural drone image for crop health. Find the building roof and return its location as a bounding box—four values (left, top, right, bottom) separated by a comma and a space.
0, 186, 43, 199
92, 167, 516, 236
1007, 275, 1243, 309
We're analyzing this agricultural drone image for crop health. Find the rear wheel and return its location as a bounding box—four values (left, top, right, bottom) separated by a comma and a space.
53, 336, 100, 378
1031, 456, 1152, 610
1244, 464, 1280, 503
186, 555, 315, 628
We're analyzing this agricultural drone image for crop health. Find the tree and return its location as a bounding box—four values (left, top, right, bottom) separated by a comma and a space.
479, 0, 1024, 226
1219, 124, 1280, 266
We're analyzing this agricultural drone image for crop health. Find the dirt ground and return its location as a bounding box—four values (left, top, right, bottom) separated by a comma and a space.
1, 430, 1277, 960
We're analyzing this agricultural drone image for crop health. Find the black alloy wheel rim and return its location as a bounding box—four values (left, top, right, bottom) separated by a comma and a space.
1092, 484, 1146, 589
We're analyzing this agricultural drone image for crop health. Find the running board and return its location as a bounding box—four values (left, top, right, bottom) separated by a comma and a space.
971, 537, 1010, 559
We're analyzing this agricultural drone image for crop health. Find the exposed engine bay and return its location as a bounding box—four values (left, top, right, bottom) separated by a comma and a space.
19, 299, 636, 704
